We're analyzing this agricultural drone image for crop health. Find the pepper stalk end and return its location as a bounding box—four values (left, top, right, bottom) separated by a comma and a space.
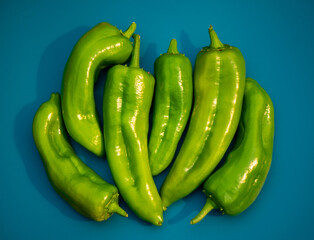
167, 39, 179, 54
122, 22, 137, 39
129, 34, 141, 68
190, 198, 216, 224
108, 202, 128, 218
208, 25, 224, 49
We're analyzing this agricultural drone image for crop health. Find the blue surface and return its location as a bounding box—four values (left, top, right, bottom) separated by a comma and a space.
1, 0, 314, 239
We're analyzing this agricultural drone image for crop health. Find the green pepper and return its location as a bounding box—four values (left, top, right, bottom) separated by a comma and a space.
160, 26, 246, 208
61, 22, 136, 157
102, 34, 163, 225
32, 93, 127, 221
149, 39, 193, 176
191, 78, 274, 224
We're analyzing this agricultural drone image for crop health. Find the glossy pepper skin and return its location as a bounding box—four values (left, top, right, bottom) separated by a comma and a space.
32, 93, 127, 221
61, 22, 136, 157
191, 78, 275, 224
160, 26, 246, 208
103, 34, 163, 225
149, 39, 193, 176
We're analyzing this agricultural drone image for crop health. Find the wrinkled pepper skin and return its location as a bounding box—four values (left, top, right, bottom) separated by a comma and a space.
103, 34, 163, 225
160, 26, 246, 208
191, 78, 274, 224
149, 39, 193, 176
61, 22, 136, 157
33, 93, 127, 221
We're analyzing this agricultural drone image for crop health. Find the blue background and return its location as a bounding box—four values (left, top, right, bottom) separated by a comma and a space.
1, 0, 314, 239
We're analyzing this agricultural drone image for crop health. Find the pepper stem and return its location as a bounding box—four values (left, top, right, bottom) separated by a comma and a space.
190, 198, 216, 224
122, 22, 137, 39
167, 39, 179, 54
129, 34, 140, 68
209, 25, 224, 49
108, 202, 128, 217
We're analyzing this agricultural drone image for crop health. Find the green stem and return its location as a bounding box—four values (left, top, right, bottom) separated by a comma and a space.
129, 34, 140, 68
108, 202, 128, 217
209, 25, 224, 49
167, 39, 179, 54
122, 22, 137, 39
190, 198, 216, 224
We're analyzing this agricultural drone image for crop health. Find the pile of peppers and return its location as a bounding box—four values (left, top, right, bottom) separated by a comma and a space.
32, 22, 274, 226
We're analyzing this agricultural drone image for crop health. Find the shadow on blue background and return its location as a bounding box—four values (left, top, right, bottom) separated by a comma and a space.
180, 30, 200, 65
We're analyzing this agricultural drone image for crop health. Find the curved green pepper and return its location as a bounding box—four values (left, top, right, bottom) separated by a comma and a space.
149, 39, 193, 176
33, 93, 127, 221
103, 34, 163, 225
191, 78, 274, 224
160, 26, 246, 208
61, 22, 136, 157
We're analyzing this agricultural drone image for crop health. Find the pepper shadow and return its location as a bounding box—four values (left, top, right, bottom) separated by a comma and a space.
180, 30, 201, 68
13, 26, 99, 222
141, 42, 158, 75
